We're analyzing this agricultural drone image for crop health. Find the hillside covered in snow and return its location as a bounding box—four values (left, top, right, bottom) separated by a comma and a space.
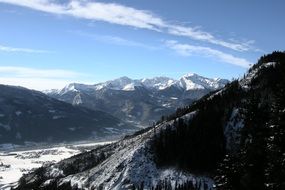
15, 52, 285, 189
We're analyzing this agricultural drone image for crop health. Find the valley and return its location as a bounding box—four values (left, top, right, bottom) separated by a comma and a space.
0, 1, 283, 189
0, 141, 114, 190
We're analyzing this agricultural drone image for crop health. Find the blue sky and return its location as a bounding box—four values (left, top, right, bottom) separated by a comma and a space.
0, 0, 284, 90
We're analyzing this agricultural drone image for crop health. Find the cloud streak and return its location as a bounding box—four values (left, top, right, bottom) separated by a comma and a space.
0, 44, 51, 53
0, 0, 255, 52
165, 40, 252, 68
0, 66, 83, 78
0, 77, 72, 91
0, 66, 89, 90
71, 31, 158, 50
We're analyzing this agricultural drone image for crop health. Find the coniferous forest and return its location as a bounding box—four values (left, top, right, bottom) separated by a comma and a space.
152, 52, 285, 189
15, 52, 285, 190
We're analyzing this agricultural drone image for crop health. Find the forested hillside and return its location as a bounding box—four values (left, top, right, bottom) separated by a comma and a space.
15, 52, 285, 190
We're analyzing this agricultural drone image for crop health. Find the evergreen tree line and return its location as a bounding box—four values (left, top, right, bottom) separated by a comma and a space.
152, 80, 245, 172
215, 51, 285, 189
152, 52, 285, 189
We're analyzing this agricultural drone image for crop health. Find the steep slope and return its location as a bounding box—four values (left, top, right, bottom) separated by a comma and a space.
15, 112, 213, 190
153, 52, 285, 189
0, 85, 133, 144
16, 52, 285, 190
214, 52, 285, 190
46, 73, 228, 126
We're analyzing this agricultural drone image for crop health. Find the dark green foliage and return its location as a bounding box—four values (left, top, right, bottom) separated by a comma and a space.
60, 150, 107, 176
149, 179, 209, 190
215, 52, 285, 189
123, 126, 153, 140
153, 52, 285, 189
15, 52, 285, 190
152, 80, 244, 172
15, 167, 48, 190
250, 51, 285, 71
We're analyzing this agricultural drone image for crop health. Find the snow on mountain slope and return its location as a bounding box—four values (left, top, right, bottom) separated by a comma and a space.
95, 76, 142, 91
16, 52, 285, 190
122, 83, 136, 91
15, 112, 214, 190
179, 73, 228, 90
0, 141, 113, 190
59, 83, 96, 95
45, 73, 228, 126
46, 73, 228, 94
224, 108, 244, 152
239, 61, 277, 89
141, 77, 176, 90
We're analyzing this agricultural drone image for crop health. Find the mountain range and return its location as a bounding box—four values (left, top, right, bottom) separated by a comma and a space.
0, 85, 133, 144
46, 73, 228, 126
0, 72, 227, 144
0, 73, 227, 144
16, 52, 285, 189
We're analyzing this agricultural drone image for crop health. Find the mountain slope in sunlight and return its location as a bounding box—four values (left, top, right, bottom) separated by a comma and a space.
16, 52, 285, 190
46, 73, 228, 126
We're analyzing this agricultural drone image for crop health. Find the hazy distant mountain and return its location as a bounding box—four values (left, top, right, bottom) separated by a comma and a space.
18, 52, 285, 190
0, 85, 133, 144
46, 73, 229, 126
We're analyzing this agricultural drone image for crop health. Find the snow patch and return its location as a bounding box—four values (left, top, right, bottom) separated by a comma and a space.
224, 108, 244, 152
240, 62, 277, 89
52, 115, 65, 120
47, 114, 215, 189
73, 94, 83, 105
0, 141, 113, 188
15, 111, 22, 116
122, 83, 136, 91
0, 123, 11, 131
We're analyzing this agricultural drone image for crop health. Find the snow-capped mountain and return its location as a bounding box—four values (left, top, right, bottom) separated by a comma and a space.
52, 73, 227, 94
46, 73, 229, 125
0, 85, 133, 144
178, 73, 228, 90
16, 52, 285, 190
140, 76, 176, 90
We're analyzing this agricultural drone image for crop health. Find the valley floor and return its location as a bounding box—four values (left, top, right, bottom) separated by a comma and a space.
0, 141, 114, 190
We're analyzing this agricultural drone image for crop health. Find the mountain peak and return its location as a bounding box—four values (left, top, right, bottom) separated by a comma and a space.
181, 72, 199, 78
114, 76, 132, 82
179, 73, 228, 90
46, 73, 228, 94
140, 76, 176, 90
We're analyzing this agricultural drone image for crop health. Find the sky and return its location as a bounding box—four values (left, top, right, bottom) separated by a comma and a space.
0, 0, 284, 90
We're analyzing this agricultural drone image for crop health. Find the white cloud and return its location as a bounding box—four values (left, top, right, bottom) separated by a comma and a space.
165, 40, 252, 68
71, 31, 158, 50
167, 25, 255, 52
0, 77, 72, 91
0, 0, 256, 52
0, 66, 88, 90
0, 66, 82, 78
0, 44, 51, 53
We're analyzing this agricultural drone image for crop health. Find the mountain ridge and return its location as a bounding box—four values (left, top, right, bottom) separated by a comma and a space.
45, 73, 228, 94
46, 73, 229, 126
0, 84, 134, 144
15, 51, 285, 190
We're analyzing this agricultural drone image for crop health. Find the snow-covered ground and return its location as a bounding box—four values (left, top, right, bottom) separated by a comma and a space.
0, 141, 113, 190
38, 121, 214, 189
